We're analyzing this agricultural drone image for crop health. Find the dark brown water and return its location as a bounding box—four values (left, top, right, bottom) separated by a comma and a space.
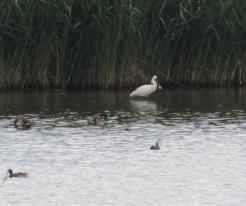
0, 89, 246, 206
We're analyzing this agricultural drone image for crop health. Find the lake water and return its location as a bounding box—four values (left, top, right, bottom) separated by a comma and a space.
0, 89, 246, 206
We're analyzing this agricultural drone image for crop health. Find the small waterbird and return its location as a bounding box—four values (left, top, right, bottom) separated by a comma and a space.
2, 169, 28, 184
87, 112, 107, 125
150, 142, 160, 150
130, 75, 162, 98
14, 116, 31, 130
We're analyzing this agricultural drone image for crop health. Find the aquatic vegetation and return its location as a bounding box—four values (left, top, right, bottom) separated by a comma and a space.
0, 0, 246, 89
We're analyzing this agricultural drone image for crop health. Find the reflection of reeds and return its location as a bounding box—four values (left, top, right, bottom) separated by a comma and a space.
0, 0, 245, 89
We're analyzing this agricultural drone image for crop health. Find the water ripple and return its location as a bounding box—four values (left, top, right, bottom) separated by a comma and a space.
0, 90, 246, 206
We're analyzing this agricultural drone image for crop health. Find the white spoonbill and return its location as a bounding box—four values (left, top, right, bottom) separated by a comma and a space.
129, 75, 162, 97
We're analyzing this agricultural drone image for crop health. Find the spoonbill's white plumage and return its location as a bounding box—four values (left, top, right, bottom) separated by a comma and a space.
129, 75, 161, 97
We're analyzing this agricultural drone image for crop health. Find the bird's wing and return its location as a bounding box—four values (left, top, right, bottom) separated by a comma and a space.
130, 85, 151, 97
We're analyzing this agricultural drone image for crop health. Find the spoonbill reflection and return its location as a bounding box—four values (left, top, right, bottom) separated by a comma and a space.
130, 75, 162, 97
130, 100, 157, 114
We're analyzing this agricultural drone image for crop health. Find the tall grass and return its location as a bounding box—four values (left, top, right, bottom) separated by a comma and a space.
0, 0, 246, 89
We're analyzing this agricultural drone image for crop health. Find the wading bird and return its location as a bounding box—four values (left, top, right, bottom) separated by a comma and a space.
129, 75, 162, 97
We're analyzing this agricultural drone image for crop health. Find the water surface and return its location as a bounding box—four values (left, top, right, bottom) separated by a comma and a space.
0, 89, 246, 206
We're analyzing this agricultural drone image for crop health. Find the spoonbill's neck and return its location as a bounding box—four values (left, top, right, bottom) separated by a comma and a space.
151, 79, 158, 88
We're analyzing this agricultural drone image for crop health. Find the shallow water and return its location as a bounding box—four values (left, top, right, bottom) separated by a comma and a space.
0, 89, 246, 206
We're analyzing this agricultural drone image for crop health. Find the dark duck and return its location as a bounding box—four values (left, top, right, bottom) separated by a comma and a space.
7, 169, 28, 178
87, 112, 107, 125
2, 169, 28, 184
14, 116, 31, 130
150, 142, 160, 150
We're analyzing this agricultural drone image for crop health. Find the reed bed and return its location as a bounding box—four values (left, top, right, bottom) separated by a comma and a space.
0, 0, 246, 89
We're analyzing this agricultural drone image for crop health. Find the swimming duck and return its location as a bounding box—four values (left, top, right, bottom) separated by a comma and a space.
87, 112, 107, 125
2, 169, 28, 184
14, 116, 31, 130
7, 169, 28, 178
150, 142, 160, 150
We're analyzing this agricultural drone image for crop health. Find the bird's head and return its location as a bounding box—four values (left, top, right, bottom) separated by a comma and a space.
151, 75, 162, 89
151, 75, 158, 84
7, 169, 13, 177
152, 75, 158, 80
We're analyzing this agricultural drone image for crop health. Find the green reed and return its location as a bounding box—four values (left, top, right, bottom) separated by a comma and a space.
0, 0, 246, 89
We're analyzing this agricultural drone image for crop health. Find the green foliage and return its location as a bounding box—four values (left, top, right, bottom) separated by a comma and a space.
0, 0, 246, 89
